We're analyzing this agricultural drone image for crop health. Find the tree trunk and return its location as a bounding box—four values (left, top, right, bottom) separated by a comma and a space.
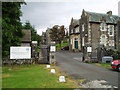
59, 41, 61, 47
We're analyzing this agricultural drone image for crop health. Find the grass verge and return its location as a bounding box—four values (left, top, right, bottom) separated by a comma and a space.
2, 65, 81, 88
87, 63, 112, 68
56, 42, 69, 50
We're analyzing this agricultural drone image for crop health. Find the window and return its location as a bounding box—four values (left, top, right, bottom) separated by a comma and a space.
82, 24, 84, 31
101, 22, 106, 31
75, 27, 79, 33
112, 40, 114, 46
109, 40, 112, 46
82, 37, 84, 46
109, 40, 114, 46
100, 34, 107, 46
102, 23, 105, 30
71, 39, 72, 44
75, 38, 78, 41
71, 29, 73, 33
108, 25, 114, 36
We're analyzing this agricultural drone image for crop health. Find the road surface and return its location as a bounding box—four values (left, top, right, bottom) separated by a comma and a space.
56, 51, 119, 88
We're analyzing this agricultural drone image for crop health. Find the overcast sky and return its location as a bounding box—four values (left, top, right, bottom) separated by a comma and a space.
20, 0, 120, 35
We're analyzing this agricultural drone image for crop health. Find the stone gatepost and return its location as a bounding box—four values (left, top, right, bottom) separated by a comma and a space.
49, 41, 56, 64
83, 43, 92, 62
31, 41, 38, 64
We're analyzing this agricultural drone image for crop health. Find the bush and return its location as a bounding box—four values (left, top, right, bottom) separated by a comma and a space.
105, 49, 120, 60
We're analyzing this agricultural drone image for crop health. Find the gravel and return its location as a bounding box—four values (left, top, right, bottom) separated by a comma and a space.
80, 80, 118, 88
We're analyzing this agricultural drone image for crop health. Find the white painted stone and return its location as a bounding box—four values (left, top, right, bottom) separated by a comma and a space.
59, 76, 66, 82
51, 69, 56, 73
46, 65, 50, 69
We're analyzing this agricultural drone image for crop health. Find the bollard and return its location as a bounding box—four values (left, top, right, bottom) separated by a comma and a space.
50, 69, 56, 73
59, 76, 66, 82
46, 65, 50, 68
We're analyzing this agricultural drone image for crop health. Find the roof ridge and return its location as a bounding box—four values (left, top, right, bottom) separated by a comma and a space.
86, 11, 119, 17
73, 19, 79, 20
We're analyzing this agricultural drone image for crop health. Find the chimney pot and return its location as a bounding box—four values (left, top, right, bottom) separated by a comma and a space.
107, 11, 112, 16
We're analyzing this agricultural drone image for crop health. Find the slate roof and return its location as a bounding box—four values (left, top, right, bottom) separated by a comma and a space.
86, 11, 120, 24
21, 30, 31, 42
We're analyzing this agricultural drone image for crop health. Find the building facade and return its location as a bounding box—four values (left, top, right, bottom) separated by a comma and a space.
80, 10, 120, 62
69, 18, 81, 52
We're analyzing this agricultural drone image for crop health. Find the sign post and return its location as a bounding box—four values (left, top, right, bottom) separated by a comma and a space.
49, 42, 56, 64
10, 46, 31, 69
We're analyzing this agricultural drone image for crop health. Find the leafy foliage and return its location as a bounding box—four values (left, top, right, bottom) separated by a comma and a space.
106, 49, 120, 60
23, 21, 41, 45
50, 25, 65, 46
2, 2, 26, 57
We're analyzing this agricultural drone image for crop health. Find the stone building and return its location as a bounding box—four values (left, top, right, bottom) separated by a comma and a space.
80, 10, 120, 62
41, 32, 47, 44
21, 29, 31, 46
46, 28, 52, 45
69, 18, 81, 52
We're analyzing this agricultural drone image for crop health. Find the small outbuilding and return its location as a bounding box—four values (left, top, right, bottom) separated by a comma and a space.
102, 56, 113, 63
21, 29, 31, 46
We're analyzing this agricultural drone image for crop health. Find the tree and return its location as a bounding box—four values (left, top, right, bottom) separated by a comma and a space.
23, 21, 41, 45
50, 25, 65, 46
2, 2, 26, 56
65, 30, 69, 38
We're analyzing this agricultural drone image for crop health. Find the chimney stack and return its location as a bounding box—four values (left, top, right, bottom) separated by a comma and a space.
107, 11, 112, 16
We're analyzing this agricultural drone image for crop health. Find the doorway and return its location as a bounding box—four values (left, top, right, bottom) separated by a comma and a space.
74, 38, 78, 49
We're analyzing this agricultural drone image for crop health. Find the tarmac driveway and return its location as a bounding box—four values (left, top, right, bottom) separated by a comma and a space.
56, 51, 119, 88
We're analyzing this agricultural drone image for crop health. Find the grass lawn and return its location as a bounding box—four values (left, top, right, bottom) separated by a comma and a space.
87, 63, 112, 68
56, 42, 69, 50
2, 65, 81, 88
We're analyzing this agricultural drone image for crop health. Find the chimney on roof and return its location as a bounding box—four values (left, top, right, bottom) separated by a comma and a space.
107, 11, 112, 16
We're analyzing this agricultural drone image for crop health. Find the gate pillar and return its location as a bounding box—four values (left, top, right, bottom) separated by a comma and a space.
49, 42, 56, 64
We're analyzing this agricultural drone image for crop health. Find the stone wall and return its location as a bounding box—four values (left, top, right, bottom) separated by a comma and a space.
91, 23, 100, 53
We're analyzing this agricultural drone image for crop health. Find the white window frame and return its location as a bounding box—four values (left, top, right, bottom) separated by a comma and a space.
100, 22, 106, 31
71, 29, 73, 33
108, 40, 112, 46
100, 34, 107, 46
75, 26, 79, 33
82, 24, 84, 32
108, 40, 114, 46
82, 37, 84, 46
71, 39, 72, 44
112, 40, 114, 46
108, 25, 114, 36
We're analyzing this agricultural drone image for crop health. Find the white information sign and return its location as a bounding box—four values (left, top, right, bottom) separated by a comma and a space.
10, 47, 31, 59
50, 46, 56, 52
87, 47, 92, 52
